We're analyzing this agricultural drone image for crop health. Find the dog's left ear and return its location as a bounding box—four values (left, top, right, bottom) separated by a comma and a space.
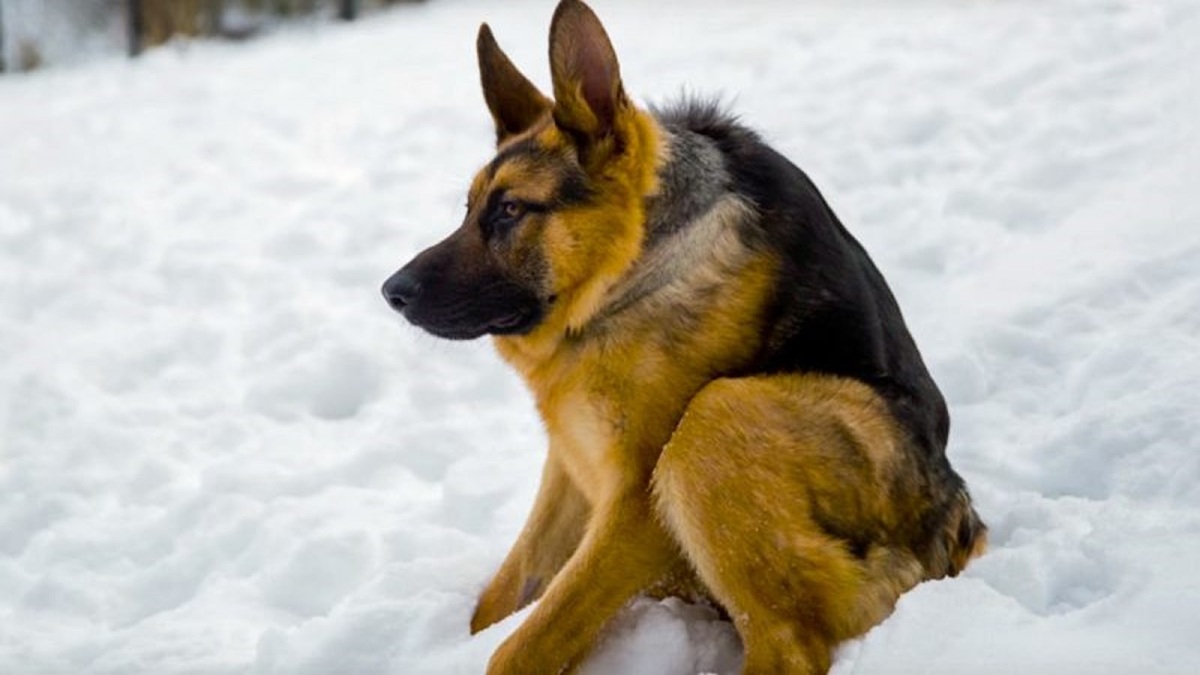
478, 24, 552, 144
548, 0, 628, 156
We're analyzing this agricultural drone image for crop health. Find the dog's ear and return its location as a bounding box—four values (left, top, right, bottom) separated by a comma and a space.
478, 24, 551, 144
548, 0, 628, 157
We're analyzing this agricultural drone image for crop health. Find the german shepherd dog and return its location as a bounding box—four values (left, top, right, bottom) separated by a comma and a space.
382, 2, 986, 673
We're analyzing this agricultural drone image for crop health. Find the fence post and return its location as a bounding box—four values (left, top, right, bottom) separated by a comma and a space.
128, 0, 144, 57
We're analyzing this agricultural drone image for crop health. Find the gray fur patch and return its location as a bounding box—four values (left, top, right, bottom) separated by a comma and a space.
598, 194, 755, 324
643, 125, 730, 244
585, 122, 757, 330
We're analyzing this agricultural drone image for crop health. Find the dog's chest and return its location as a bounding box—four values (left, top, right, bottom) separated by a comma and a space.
537, 342, 692, 505
548, 388, 617, 502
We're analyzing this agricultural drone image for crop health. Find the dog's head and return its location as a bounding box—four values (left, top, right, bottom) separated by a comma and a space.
382, 0, 659, 341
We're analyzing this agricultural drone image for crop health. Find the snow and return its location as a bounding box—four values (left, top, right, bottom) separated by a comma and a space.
1, 0, 1198, 673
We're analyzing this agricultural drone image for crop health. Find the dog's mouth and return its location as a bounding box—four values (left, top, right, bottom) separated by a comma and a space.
411, 320, 489, 341
489, 310, 531, 332
402, 303, 544, 341
486, 305, 544, 336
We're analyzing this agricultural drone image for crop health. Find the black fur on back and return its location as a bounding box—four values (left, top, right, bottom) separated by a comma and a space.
654, 98, 958, 486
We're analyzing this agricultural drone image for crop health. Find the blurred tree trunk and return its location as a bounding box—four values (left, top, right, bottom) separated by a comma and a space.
128, 0, 144, 56
0, 1, 6, 73
272, 0, 317, 17
339, 0, 359, 21
133, 0, 204, 53
210, 0, 225, 35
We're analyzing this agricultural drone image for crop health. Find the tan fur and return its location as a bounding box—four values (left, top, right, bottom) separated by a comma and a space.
654, 376, 937, 674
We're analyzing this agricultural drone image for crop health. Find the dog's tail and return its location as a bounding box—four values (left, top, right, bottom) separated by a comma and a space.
944, 488, 988, 576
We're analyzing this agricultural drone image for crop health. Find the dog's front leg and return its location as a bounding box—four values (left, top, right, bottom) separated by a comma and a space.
471, 453, 590, 633
486, 490, 678, 675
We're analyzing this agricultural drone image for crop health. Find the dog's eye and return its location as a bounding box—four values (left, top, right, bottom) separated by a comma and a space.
482, 197, 539, 238
499, 199, 525, 221
486, 199, 527, 234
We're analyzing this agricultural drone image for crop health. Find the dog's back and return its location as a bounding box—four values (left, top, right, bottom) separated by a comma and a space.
659, 101, 947, 453
645, 99, 987, 576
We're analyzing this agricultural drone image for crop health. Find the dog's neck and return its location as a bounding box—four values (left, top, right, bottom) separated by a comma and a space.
591, 126, 739, 322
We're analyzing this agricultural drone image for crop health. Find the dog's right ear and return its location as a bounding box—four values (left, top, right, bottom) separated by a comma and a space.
477, 24, 552, 144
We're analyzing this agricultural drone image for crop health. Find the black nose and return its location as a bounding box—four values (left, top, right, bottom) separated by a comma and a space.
382, 270, 422, 313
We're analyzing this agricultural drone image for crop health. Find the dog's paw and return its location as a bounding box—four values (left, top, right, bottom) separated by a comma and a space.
471, 571, 541, 633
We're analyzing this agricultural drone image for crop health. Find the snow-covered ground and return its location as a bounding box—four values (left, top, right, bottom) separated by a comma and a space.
2, 0, 1198, 673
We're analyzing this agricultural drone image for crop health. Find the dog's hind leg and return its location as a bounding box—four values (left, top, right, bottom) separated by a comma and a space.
471, 453, 590, 633
653, 375, 932, 675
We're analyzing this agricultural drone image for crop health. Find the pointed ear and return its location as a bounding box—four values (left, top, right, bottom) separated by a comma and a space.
548, 0, 627, 148
478, 23, 552, 144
